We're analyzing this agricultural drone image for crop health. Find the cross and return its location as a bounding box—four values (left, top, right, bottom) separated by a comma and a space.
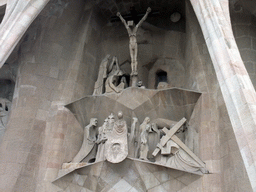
152, 117, 206, 168
110, 6, 159, 24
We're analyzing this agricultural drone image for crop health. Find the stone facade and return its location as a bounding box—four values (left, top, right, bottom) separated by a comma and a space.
0, 0, 255, 192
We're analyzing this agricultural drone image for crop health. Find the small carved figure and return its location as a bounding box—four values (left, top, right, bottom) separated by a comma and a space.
117, 7, 151, 76
117, 76, 128, 90
93, 56, 123, 95
95, 118, 108, 162
105, 57, 125, 94
137, 80, 145, 89
128, 117, 138, 157
108, 56, 121, 76
72, 118, 98, 163
93, 55, 111, 95
148, 123, 160, 160
155, 139, 207, 173
138, 117, 151, 160
152, 118, 208, 174
0, 98, 11, 130
105, 113, 115, 133
113, 111, 127, 134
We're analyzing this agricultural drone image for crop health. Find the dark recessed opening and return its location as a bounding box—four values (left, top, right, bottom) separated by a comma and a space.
155, 70, 167, 88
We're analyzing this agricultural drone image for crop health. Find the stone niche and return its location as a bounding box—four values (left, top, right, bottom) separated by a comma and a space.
52, 1, 210, 191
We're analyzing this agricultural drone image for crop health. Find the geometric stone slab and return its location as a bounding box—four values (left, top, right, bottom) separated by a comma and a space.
53, 158, 202, 192
65, 87, 201, 128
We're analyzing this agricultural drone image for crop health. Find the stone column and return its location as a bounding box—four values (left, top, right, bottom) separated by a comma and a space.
190, 0, 256, 190
0, 0, 50, 68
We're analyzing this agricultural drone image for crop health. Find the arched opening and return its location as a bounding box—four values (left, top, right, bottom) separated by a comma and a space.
155, 70, 167, 89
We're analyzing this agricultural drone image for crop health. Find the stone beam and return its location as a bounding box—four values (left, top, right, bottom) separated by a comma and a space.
0, 0, 50, 68
190, 0, 256, 191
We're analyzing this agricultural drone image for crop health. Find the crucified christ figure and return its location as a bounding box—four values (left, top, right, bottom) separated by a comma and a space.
117, 7, 151, 76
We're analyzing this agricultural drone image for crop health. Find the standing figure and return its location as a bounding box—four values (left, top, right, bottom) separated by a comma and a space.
0, 98, 11, 142
96, 118, 108, 162
137, 117, 151, 160
148, 123, 160, 160
129, 117, 138, 157
0, 98, 11, 129
72, 118, 98, 163
105, 113, 115, 133
117, 7, 151, 76
93, 55, 111, 95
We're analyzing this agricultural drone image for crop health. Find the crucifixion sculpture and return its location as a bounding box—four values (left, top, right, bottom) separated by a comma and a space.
117, 7, 151, 76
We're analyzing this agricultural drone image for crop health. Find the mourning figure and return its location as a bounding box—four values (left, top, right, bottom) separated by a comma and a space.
72, 118, 98, 163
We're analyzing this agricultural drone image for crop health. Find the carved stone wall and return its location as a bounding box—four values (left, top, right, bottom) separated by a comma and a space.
0, 0, 255, 192
0, 1, 104, 191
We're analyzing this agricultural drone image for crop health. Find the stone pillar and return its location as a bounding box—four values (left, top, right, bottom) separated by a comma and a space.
0, 0, 50, 68
190, 0, 256, 190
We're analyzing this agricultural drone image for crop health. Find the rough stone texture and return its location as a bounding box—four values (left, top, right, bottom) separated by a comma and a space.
0, 1, 103, 191
0, 0, 255, 191
183, 2, 252, 192
190, 0, 256, 191
53, 159, 201, 192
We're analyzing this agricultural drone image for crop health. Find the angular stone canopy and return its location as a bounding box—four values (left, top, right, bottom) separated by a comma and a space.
53, 158, 201, 192
66, 87, 201, 128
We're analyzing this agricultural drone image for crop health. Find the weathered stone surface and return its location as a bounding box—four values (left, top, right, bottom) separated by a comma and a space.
190, 0, 256, 190
0, 0, 256, 191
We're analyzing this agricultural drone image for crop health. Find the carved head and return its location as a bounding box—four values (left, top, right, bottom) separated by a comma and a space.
117, 111, 123, 119
128, 20, 134, 27
137, 80, 143, 87
106, 54, 111, 59
109, 113, 115, 119
90, 118, 98, 126
144, 117, 150, 124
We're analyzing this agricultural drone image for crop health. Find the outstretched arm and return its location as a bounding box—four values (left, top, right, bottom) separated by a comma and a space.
108, 56, 120, 73
136, 7, 151, 28
117, 12, 129, 29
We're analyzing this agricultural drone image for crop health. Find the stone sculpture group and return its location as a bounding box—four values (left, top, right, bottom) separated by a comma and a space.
92, 7, 151, 95
61, 6, 208, 177
117, 7, 151, 76
71, 112, 207, 174
93, 55, 128, 95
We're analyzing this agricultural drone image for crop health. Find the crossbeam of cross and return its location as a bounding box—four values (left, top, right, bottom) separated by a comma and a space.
152, 117, 206, 168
